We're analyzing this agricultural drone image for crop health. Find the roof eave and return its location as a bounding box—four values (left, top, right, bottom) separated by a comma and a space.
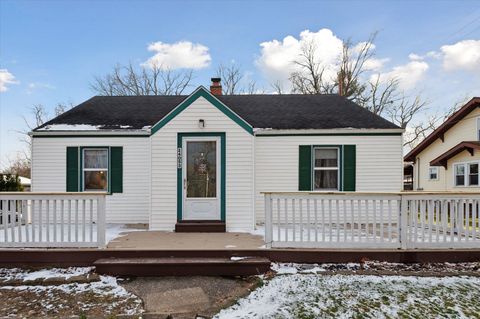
30, 130, 151, 137
404, 97, 480, 162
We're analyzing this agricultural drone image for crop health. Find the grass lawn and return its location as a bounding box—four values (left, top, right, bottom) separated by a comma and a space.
215, 270, 480, 319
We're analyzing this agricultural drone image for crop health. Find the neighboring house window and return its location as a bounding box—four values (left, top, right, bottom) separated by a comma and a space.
469, 163, 479, 186
83, 148, 108, 191
454, 163, 466, 186
477, 117, 480, 140
314, 148, 339, 190
428, 167, 438, 180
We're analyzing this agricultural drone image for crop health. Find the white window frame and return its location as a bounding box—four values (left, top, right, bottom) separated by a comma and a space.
453, 160, 480, 187
82, 148, 109, 192
468, 162, 479, 186
428, 166, 439, 181
313, 147, 340, 191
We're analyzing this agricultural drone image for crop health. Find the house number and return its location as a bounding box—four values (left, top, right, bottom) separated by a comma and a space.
177, 148, 182, 169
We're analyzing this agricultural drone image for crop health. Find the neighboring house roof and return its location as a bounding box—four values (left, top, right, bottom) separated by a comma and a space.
404, 97, 480, 162
33, 87, 400, 133
430, 141, 480, 168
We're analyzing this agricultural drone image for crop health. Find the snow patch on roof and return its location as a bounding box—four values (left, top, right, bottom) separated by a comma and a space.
38, 124, 101, 131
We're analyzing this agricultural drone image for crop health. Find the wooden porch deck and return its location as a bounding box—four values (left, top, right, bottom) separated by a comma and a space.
107, 230, 265, 250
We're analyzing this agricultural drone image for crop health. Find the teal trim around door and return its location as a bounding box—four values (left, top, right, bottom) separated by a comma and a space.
151, 87, 254, 136
177, 132, 226, 222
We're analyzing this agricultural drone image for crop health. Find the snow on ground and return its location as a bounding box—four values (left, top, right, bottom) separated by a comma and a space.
215, 263, 480, 319
0, 267, 142, 317
0, 267, 93, 282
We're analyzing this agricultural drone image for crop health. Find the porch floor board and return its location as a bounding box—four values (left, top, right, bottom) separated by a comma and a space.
107, 231, 265, 250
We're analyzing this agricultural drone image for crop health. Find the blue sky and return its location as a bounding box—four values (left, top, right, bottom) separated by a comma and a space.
1, 0, 479, 166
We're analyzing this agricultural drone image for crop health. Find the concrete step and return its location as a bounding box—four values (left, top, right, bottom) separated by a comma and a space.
175, 221, 226, 233
94, 257, 271, 276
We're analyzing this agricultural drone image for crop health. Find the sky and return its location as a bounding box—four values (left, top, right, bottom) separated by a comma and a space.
1, 0, 479, 168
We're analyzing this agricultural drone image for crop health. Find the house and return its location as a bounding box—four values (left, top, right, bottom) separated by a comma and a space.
30, 78, 404, 232
404, 97, 480, 191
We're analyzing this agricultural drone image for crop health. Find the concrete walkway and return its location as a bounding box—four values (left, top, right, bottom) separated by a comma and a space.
107, 231, 265, 250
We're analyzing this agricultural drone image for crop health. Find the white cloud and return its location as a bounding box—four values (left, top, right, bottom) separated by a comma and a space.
143, 41, 211, 70
256, 29, 344, 87
373, 59, 429, 90
363, 57, 389, 71
440, 39, 480, 72
0, 69, 19, 92
26, 82, 56, 94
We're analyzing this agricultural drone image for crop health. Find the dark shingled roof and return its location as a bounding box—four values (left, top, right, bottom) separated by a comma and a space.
35, 93, 400, 131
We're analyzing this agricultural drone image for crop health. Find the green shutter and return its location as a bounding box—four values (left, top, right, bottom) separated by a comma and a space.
298, 145, 312, 191
110, 147, 123, 193
343, 145, 356, 191
66, 147, 79, 192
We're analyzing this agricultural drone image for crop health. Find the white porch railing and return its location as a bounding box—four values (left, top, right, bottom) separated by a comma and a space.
0, 192, 106, 248
264, 192, 480, 249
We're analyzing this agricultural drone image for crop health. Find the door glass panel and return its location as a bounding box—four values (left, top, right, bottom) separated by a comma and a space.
186, 141, 217, 198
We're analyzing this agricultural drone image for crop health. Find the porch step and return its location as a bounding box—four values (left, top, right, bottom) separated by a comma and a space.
175, 220, 226, 233
93, 257, 271, 276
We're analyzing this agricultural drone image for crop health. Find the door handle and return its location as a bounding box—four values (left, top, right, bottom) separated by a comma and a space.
184, 178, 187, 190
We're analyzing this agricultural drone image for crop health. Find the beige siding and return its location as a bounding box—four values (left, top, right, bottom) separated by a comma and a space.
254, 135, 403, 222
415, 107, 480, 191
150, 96, 255, 231
31, 137, 150, 223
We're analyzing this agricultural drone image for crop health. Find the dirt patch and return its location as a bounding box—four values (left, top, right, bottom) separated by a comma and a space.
121, 276, 260, 318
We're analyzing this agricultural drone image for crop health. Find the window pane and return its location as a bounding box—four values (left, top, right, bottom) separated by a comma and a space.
315, 149, 338, 168
470, 163, 479, 186
456, 175, 465, 186
84, 149, 108, 169
315, 170, 338, 190
84, 171, 108, 190
186, 141, 217, 198
455, 164, 465, 175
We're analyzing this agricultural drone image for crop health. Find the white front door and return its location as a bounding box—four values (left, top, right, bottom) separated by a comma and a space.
182, 137, 221, 220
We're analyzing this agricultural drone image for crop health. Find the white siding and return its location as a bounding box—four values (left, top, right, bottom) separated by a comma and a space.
150, 96, 255, 231
254, 135, 403, 222
31, 137, 150, 224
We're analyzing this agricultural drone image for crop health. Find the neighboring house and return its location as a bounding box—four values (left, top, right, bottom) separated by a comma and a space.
404, 97, 480, 191
19, 176, 31, 191
30, 78, 403, 232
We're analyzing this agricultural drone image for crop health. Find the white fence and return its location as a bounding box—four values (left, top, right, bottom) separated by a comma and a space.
0, 193, 106, 248
264, 192, 480, 249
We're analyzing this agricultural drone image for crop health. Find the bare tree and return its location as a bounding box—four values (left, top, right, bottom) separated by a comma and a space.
289, 32, 377, 99
271, 80, 284, 94
216, 64, 243, 95
289, 41, 333, 94
336, 32, 377, 101
215, 63, 263, 94
360, 75, 400, 115
2, 154, 31, 178
91, 62, 193, 96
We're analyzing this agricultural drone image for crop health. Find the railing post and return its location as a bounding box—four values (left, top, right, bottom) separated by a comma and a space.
400, 195, 408, 250
97, 195, 106, 248
265, 193, 273, 248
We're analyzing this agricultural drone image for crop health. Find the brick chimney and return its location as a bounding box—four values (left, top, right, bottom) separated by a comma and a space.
210, 77, 222, 95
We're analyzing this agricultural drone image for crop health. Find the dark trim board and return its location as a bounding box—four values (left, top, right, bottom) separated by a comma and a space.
0, 249, 479, 268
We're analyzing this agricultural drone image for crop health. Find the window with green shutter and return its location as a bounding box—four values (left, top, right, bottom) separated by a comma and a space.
298, 144, 356, 191
66, 146, 123, 193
